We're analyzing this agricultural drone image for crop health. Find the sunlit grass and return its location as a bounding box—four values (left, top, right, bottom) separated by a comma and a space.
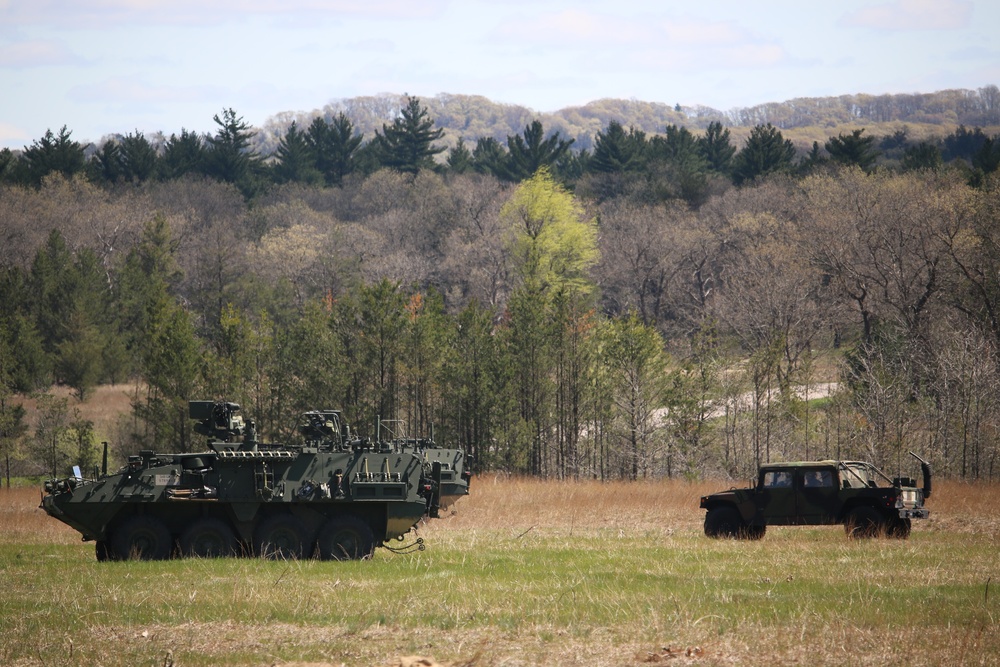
2, 478, 998, 666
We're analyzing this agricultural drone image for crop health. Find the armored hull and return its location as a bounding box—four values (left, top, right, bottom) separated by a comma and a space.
41, 402, 471, 561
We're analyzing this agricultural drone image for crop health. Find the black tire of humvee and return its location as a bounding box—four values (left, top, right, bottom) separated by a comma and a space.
844, 505, 886, 539
180, 517, 240, 557
887, 517, 912, 539
316, 515, 377, 560
110, 515, 173, 560
705, 506, 752, 539
254, 514, 310, 560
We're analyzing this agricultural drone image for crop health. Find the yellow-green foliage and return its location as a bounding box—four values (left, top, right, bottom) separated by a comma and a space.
501, 167, 598, 296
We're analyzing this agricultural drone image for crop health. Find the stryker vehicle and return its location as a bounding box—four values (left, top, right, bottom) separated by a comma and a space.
699, 452, 931, 539
41, 401, 471, 561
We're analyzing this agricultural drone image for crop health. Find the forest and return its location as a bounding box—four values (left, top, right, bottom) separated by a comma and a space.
2, 89, 1000, 487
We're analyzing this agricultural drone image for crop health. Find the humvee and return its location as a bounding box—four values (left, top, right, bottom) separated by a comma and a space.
699, 452, 931, 539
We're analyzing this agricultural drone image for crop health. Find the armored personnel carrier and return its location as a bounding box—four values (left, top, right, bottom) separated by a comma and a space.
41, 401, 471, 561
699, 452, 931, 539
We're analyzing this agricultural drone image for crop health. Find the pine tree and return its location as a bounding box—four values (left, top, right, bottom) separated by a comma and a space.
472, 136, 507, 177
501, 120, 574, 182
305, 113, 363, 185
698, 121, 736, 174
825, 129, 879, 171
159, 129, 206, 179
21, 126, 86, 186
375, 96, 445, 174
447, 137, 474, 174
204, 108, 263, 196
732, 124, 797, 185
273, 122, 321, 185
590, 121, 646, 173
118, 130, 159, 182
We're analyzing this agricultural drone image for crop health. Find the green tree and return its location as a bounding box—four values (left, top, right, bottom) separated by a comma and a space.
648, 124, 710, 204
0, 326, 28, 487
56, 304, 103, 401
374, 96, 445, 175
447, 137, 474, 174
501, 120, 574, 182
731, 124, 797, 185
33, 394, 70, 478
441, 300, 500, 467
589, 121, 646, 173
305, 113, 363, 185
138, 300, 202, 451
0, 147, 15, 183
600, 312, 668, 479
698, 121, 736, 174
159, 129, 206, 179
825, 129, 879, 171
118, 130, 159, 183
115, 215, 182, 372
20, 126, 86, 187
500, 168, 598, 476
472, 136, 508, 177
272, 122, 321, 185
89, 140, 123, 183
972, 136, 1000, 175
902, 142, 943, 172
204, 108, 263, 197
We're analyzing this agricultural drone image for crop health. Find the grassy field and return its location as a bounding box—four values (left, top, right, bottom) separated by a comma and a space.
1, 476, 998, 667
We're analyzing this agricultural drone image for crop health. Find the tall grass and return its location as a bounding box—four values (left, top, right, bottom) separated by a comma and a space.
1, 477, 997, 666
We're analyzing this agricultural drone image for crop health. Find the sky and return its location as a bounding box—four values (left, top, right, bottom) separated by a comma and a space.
1, 0, 998, 150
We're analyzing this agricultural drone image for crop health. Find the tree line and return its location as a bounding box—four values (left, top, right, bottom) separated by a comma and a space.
2, 98, 1000, 486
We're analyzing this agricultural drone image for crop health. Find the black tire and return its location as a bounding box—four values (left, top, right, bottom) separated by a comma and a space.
316, 516, 377, 561
705, 506, 749, 539
744, 524, 767, 540
887, 517, 912, 539
844, 506, 886, 539
253, 514, 309, 560
180, 517, 239, 557
95, 540, 116, 562
110, 515, 173, 560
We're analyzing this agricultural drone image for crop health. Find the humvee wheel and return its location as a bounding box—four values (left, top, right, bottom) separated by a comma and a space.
887, 517, 912, 539
180, 518, 239, 557
845, 506, 885, 538
317, 516, 376, 561
110, 516, 173, 560
254, 514, 309, 560
705, 506, 750, 539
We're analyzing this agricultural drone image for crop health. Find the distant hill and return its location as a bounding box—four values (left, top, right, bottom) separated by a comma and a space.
256, 86, 1000, 155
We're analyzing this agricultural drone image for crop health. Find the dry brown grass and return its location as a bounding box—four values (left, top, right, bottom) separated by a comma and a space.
3, 476, 998, 667
15, 383, 139, 443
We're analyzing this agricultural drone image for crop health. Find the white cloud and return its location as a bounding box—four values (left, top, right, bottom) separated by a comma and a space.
0, 0, 448, 27
843, 0, 974, 31
0, 39, 77, 67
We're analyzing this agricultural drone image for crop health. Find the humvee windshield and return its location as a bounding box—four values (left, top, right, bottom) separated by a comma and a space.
839, 462, 893, 489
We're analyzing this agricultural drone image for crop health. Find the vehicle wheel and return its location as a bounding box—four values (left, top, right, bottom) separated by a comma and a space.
887, 517, 912, 539
316, 516, 376, 561
704, 506, 748, 539
110, 516, 173, 560
253, 514, 309, 560
180, 518, 239, 557
95, 540, 116, 562
744, 524, 767, 540
844, 506, 885, 539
